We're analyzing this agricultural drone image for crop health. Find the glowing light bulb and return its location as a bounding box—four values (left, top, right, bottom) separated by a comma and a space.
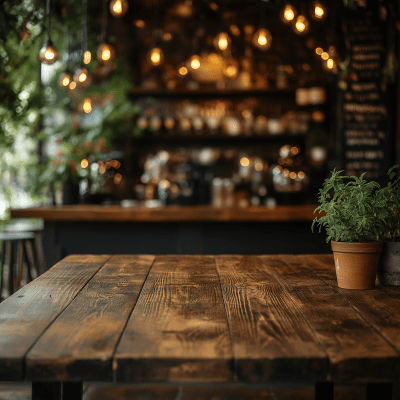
81, 159, 89, 168
179, 66, 188, 76
109, 0, 129, 17
133, 19, 145, 28
327, 58, 334, 69
321, 52, 329, 60
214, 32, 230, 51
240, 157, 250, 167
190, 55, 201, 70
39, 39, 59, 65
69, 81, 76, 90
293, 15, 309, 35
315, 47, 323, 55
97, 43, 116, 63
312, 2, 327, 20
59, 71, 71, 88
82, 98, 92, 114
150, 47, 163, 66
79, 71, 87, 82
280, 5, 297, 24
73, 67, 91, 88
252, 28, 272, 51
83, 50, 91, 64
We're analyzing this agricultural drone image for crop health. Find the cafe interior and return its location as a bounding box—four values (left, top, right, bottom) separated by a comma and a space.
1, 0, 399, 276
1, 0, 400, 399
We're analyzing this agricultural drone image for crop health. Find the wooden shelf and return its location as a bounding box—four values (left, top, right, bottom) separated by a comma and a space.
10, 204, 319, 223
131, 133, 306, 144
130, 88, 296, 99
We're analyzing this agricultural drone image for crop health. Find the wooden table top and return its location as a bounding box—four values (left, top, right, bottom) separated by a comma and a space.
0, 254, 399, 384
10, 204, 318, 222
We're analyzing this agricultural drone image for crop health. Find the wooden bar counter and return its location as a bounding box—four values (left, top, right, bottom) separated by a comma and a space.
10, 204, 318, 223
10, 205, 328, 267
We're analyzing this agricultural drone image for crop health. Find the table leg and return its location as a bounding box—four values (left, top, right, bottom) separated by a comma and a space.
366, 382, 392, 400
32, 382, 61, 400
315, 381, 334, 400
63, 381, 83, 400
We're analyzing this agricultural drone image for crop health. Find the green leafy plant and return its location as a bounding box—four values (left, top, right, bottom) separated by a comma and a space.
376, 165, 400, 242
312, 169, 391, 243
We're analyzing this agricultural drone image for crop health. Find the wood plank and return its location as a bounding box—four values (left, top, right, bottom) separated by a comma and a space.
263, 255, 400, 382
25, 255, 155, 381
0, 255, 110, 381
215, 255, 328, 383
115, 255, 233, 383
300, 254, 400, 369
10, 204, 319, 223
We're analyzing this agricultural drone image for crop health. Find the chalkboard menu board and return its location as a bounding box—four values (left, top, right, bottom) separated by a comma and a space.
340, 11, 391, 183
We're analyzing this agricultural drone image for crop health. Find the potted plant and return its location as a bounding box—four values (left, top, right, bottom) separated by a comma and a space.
312, 169, 390, 290
376, 165, 400, 285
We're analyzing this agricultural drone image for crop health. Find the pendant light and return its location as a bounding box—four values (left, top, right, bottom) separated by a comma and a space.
214, 32, 230, 51
59, 11, 72, 88
40, 0, 59, 64
311, 1, 327, 20
97, 0, 116, 63
109, 0, 129, 17
293, 15, 309, 35
280, 4, 297, 24
74, 0, 92, 87
252, 2, 272, 51
149, 47, 163, 66
149, 5, 163, 68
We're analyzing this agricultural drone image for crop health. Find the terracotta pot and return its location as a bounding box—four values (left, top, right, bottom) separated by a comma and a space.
377, 242, 400, 286
331, 241, 383, 290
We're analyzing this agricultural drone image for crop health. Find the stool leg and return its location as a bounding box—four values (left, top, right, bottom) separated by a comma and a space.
16, 240, 24, 290
32, 382, 61, 400
8, 241, 14, 296
0, 240, 5, 301
25, 239, 38, 281
63, 381, 83, 400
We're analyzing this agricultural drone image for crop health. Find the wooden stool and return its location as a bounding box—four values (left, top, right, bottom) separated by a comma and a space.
3, 220, 46, 275
0, 231, 36, 301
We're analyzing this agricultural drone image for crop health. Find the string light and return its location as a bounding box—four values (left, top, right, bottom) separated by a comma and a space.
82, 98, 92, 113
69, 81, 76, 90
327, 58, 334, 69
59, 71, 71, 88
83, 50, 91, 64
97, 42, 116, 63
315, 47, 323, 55
214, 32, 230, 51
321, 52, 329, 60
109, 0, 129, 17
40, 0, 59, 64
280, 4, 297, 24
293, 15, 309, 35
74, 66, 89, 84
178, 66, 188, 76
150, 47, 163, 66
81, 159, 89, 168
252, 28, 272, 51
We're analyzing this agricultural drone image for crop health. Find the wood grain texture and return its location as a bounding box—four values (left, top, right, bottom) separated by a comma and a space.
115, 255, 233, 383
300, 254, 400, 373
10, 204, 319, 222
0, 255, 110, 381
216, 255, 328, 383
25, 255, 155, 381
264, 255, 400, 382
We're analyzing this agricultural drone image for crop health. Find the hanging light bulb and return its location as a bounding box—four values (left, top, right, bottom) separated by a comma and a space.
293, 15, 309, 35
59, 70, 72, 88
109, 0, 129, 17
97, 42, 116, 63
82, 98, 92, 113
40, 39, 59, 65
223, 59, 239, 78
252, 28, 272, 51
214, 32, 230, 51
149, 47, 163, 66
73, 65, 91, 88
189, 55, 201, 70
312, 1, 327, 20
40, 0, 59, 64
83, 50, 91, 64
280, 4, 297, 24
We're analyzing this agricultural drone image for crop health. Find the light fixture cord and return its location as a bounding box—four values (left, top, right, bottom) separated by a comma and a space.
46, 0, 51, 38
82, 0, 88, 53
101, 0, 108, 42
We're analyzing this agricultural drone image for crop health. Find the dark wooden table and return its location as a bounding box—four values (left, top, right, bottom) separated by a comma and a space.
0, 254, 398, 400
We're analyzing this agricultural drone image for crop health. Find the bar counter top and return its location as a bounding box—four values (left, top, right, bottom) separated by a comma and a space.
10, 204, 318, 223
